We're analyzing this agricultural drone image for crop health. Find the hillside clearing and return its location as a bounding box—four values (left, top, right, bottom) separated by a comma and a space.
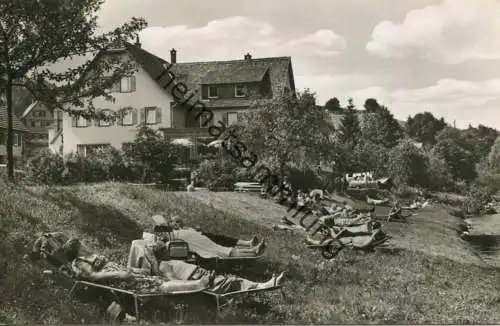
0, 183, 499, 324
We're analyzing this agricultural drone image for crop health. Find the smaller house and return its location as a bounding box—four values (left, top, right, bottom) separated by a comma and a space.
21, 101, 62, 153
0, 106, 29, 166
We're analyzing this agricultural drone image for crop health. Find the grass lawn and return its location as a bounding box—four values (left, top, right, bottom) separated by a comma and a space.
0, 182, 499, 324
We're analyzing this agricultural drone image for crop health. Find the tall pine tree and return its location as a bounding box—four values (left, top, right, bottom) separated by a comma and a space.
338, 98, 361, 147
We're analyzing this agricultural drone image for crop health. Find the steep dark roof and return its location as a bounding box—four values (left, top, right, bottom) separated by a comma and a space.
169, 57, 292, 107
0, 107, 28, 132
201, 66, 268, 84
123, 43, 293, 108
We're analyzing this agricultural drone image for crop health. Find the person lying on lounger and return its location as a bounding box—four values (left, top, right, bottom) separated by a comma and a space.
168, 216, 258, 248
305, 227, 390, 249
318, 213, 370, 229
60, 238, 212, 293
150, 215, 266, 259
134, 241, 285, 294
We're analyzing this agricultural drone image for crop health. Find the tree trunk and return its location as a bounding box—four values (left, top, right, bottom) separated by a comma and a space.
5, 76, 14, 182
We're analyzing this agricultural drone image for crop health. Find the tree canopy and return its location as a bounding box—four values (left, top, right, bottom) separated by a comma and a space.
240, 90, 335, 179
0, 0, 147, 180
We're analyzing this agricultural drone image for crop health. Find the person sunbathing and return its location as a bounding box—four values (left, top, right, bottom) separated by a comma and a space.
318, 213, 369, 229
150, 216, 266, 259
137, 241, 285, 294
168, 216, 258, 248
305, 227, 389, 249
61, 238, 212, 293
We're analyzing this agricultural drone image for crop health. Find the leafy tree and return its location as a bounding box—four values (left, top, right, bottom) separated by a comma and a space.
406, 112, 446, 146
338, 98, 361, 147
460, 124, 498, 161
123, 126, 180, 184
425, 150, 453, 190
432, 138, 476, 182
361, 105, 403, 148
363, 98, 381, 113
387, 139, 428, 187
0, 0, 146, 181
476, 136, 500, 193
325, 97, 342, 113
240, 90, 335, 180
353, 140, 389, 177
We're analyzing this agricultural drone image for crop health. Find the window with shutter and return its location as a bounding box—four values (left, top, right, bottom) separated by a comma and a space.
222, 113, 228, 126
155, 107, 162, 124
120, 76, 136, 93
13, 134, 18, 147
131, 76, 136, 91
139, 108, 146, 125
132, 109, 138, 125
145, 107, 157, 125
71, 115, 77, 127
121, 107, 134, 126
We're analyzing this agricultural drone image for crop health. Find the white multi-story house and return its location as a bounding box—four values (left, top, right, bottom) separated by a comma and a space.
47, 39, 296, 157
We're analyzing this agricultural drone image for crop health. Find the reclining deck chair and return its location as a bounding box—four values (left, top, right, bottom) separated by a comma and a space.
150, 215, 266, 273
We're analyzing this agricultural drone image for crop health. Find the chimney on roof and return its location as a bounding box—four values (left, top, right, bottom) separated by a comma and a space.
170, 48, 177, 63
134, 35, 141, 48
244, 53, 252, 60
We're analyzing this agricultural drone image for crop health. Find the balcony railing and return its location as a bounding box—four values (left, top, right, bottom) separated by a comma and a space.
160, 127, 212, 138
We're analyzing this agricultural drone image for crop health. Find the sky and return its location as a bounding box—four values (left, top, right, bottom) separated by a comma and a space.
91, 0, 500, 129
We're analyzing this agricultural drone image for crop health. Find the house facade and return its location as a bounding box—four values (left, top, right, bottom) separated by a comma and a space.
0, 106, 28, 165
49, 40, 296, 157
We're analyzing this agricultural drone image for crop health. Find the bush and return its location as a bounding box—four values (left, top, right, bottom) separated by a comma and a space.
462, 184, 492, 216
123, 127, 180, 184
26, 149, 66, 185
287, 167, 332, 192
195, 158, 241, 190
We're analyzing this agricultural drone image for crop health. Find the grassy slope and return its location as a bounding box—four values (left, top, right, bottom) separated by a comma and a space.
0, 183, 499, 324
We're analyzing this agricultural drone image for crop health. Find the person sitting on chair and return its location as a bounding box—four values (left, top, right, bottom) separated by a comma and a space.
143, 241, 285, 294
61, 238, 212, 293
152, 215, 266, 258
388, 201, 403, 221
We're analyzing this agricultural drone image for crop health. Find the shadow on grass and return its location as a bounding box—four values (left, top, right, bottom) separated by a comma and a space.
25, 188, 143, 247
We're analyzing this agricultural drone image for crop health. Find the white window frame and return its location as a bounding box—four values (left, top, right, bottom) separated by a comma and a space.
227, 112, 239, 126
76, 143, 110, 157
145, 107, 157, 125
234, 85, 245, 97
121, 108, 134, 126
120, 76, 135, 93
208, 86, 219, 99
